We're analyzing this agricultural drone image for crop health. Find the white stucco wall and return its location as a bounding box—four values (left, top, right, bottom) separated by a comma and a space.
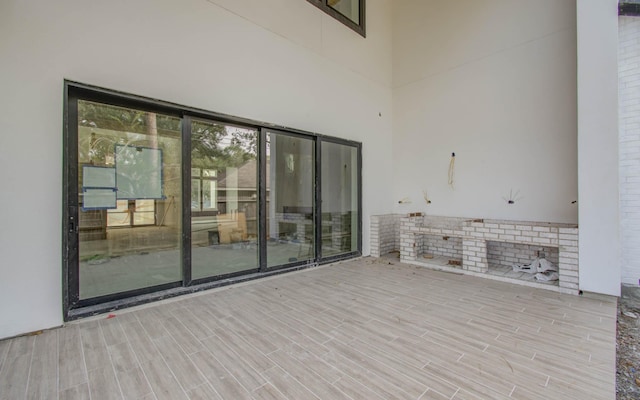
619, 15, 640, 286
576, 0, 620, 296
0, 0, 393, 339
391, 0, 578, 223
0, 0, 623, 338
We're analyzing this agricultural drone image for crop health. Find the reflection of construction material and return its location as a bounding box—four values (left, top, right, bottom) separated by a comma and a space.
157, 196, 174, 227
207, 221, 220, 245
298, 237, 313, 260
215, 211, 247, 244
79, 209, 107, 241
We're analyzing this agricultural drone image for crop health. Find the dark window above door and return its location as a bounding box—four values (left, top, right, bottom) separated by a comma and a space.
307, 0, 366, 37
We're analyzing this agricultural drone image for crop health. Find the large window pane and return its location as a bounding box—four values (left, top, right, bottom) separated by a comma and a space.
77, 101, 182, 299
191, 121, 258, 280
321, 141, 359, 257
266, 132, 315, 267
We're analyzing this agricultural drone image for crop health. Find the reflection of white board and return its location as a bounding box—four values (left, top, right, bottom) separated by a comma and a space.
83, 189, 117, 210
115, 145, 163, 199
83, 166, 116, 188
82, 166, 117, 210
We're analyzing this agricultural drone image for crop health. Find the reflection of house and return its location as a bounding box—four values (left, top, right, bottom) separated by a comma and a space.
192, 158, 263, 245
215, 158, 264, 219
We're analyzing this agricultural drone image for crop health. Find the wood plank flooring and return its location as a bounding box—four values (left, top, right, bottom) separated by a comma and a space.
0, 257, 617, 399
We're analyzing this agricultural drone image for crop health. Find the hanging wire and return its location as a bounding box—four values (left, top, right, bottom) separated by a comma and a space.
502, 189, 523, 204
448, 153, 455, 188
422, 190, 431, 204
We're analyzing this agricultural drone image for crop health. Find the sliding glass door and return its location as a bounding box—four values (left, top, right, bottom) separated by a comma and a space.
190, 120, 259, 280
75, 101, 182, 300
64, 82, 361, 315
265, 131, 316, 268
321, 140, 360, 258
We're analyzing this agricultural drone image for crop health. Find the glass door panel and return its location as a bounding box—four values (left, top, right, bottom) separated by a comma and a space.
266, 131, 315, 267
321, 141, 359, 257
190, 121, 258, 280
77, 101, 182, 300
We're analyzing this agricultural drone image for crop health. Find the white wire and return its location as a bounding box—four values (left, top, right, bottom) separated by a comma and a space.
448, 155, 455, 188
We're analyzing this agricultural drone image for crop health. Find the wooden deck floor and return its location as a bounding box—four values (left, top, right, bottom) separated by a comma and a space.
0, 257, 617, 400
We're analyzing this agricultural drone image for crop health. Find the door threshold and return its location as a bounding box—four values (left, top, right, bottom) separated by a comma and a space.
66, 262, 319, 321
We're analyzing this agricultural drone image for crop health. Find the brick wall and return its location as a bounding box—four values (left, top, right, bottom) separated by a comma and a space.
619, 16, 640, 286
558, 227, 579, 293
274, 213, 311, 241
392, 215, 580, 294
370, 214, 402, 257
461, 221, 561, 247
420, 235, 463, 260
399, 215, 423, 261
418, 215, 466, 262
462, 239, 488, 273
486, 242, 559, 269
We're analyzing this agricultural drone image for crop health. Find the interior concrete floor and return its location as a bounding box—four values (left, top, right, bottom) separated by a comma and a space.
0, 257, 616, 400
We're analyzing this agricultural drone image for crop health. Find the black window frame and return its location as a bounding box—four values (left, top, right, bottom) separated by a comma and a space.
63, 80, 363, 320
316, 136, 362, 264
307, 0, 366, 37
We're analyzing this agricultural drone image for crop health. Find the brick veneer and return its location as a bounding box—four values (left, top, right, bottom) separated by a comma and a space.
370, 214, 402, 257
619, 16, 640, 285
486, 241, 559, 270
372, 214, 580, 294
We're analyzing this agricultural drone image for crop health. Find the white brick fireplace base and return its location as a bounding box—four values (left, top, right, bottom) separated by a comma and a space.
370, 214, 579, 295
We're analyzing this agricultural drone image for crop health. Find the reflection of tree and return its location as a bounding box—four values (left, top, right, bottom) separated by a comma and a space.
78, 101, 183, 202
79, 101, 180, 134
191, 121, 256, 171
78, 101, 258, 191
78, 100, 181, 166
230, 128, 258, 156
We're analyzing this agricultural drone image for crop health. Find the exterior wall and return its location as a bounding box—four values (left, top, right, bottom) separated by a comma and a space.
391, 0, 578, 223
619, 16, 640, 286
577, 0, 621, 296
391, 0, 620, 296
0, 0, 393, 339
0, 0, 622, 338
